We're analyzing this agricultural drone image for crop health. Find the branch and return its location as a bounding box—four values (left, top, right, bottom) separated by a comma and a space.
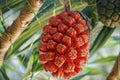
106, 53, 120, 80
0, 0, 45, 67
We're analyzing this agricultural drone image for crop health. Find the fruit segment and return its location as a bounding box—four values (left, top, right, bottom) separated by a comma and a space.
39, 11, 90, 79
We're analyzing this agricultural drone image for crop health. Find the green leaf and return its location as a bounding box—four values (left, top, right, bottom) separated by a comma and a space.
26, 55, 34, 73
0, 15, 7, 32
73, 67, 108, 80
23, 62, 43, 80
72, 67, 105, 80
23, 48, 42, 79
102, 41, 120, 48
72, 72, 90, 80
2, 63, 17, 72
23, 54, 34, 79
83, 67, 103, 75
0, 33, 2, 36
0, 67, 9, 80
0, 0, 25, 13
107, 37, 114, 41
32, 62, 43, 73
83, 67, 95, 71
90, 27, 116, 57
89, 70, 102, 75
18, 55, 29, 67
89, 56, 116, 64
83, 67, 107, 76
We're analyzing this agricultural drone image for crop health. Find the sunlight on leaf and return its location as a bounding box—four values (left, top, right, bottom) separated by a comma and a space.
83, 67, 104, 75
3, 63, 17, 72
89, 56, 116, 64
102, 42, 120, 48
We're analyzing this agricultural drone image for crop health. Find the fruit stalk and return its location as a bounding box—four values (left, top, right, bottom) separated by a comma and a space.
0, 0, 45, 67
64, 0, 73, 12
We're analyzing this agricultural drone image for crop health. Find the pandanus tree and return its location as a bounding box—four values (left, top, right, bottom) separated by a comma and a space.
0, 0, 119, 80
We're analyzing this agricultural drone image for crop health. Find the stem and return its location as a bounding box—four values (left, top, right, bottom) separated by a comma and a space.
0, 0, 46, 67
64, 0, 73, 12
106, 53, 120, 80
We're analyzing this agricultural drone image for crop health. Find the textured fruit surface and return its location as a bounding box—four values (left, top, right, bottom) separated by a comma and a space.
96, 0, 120, 28
39, 11, 90, 79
